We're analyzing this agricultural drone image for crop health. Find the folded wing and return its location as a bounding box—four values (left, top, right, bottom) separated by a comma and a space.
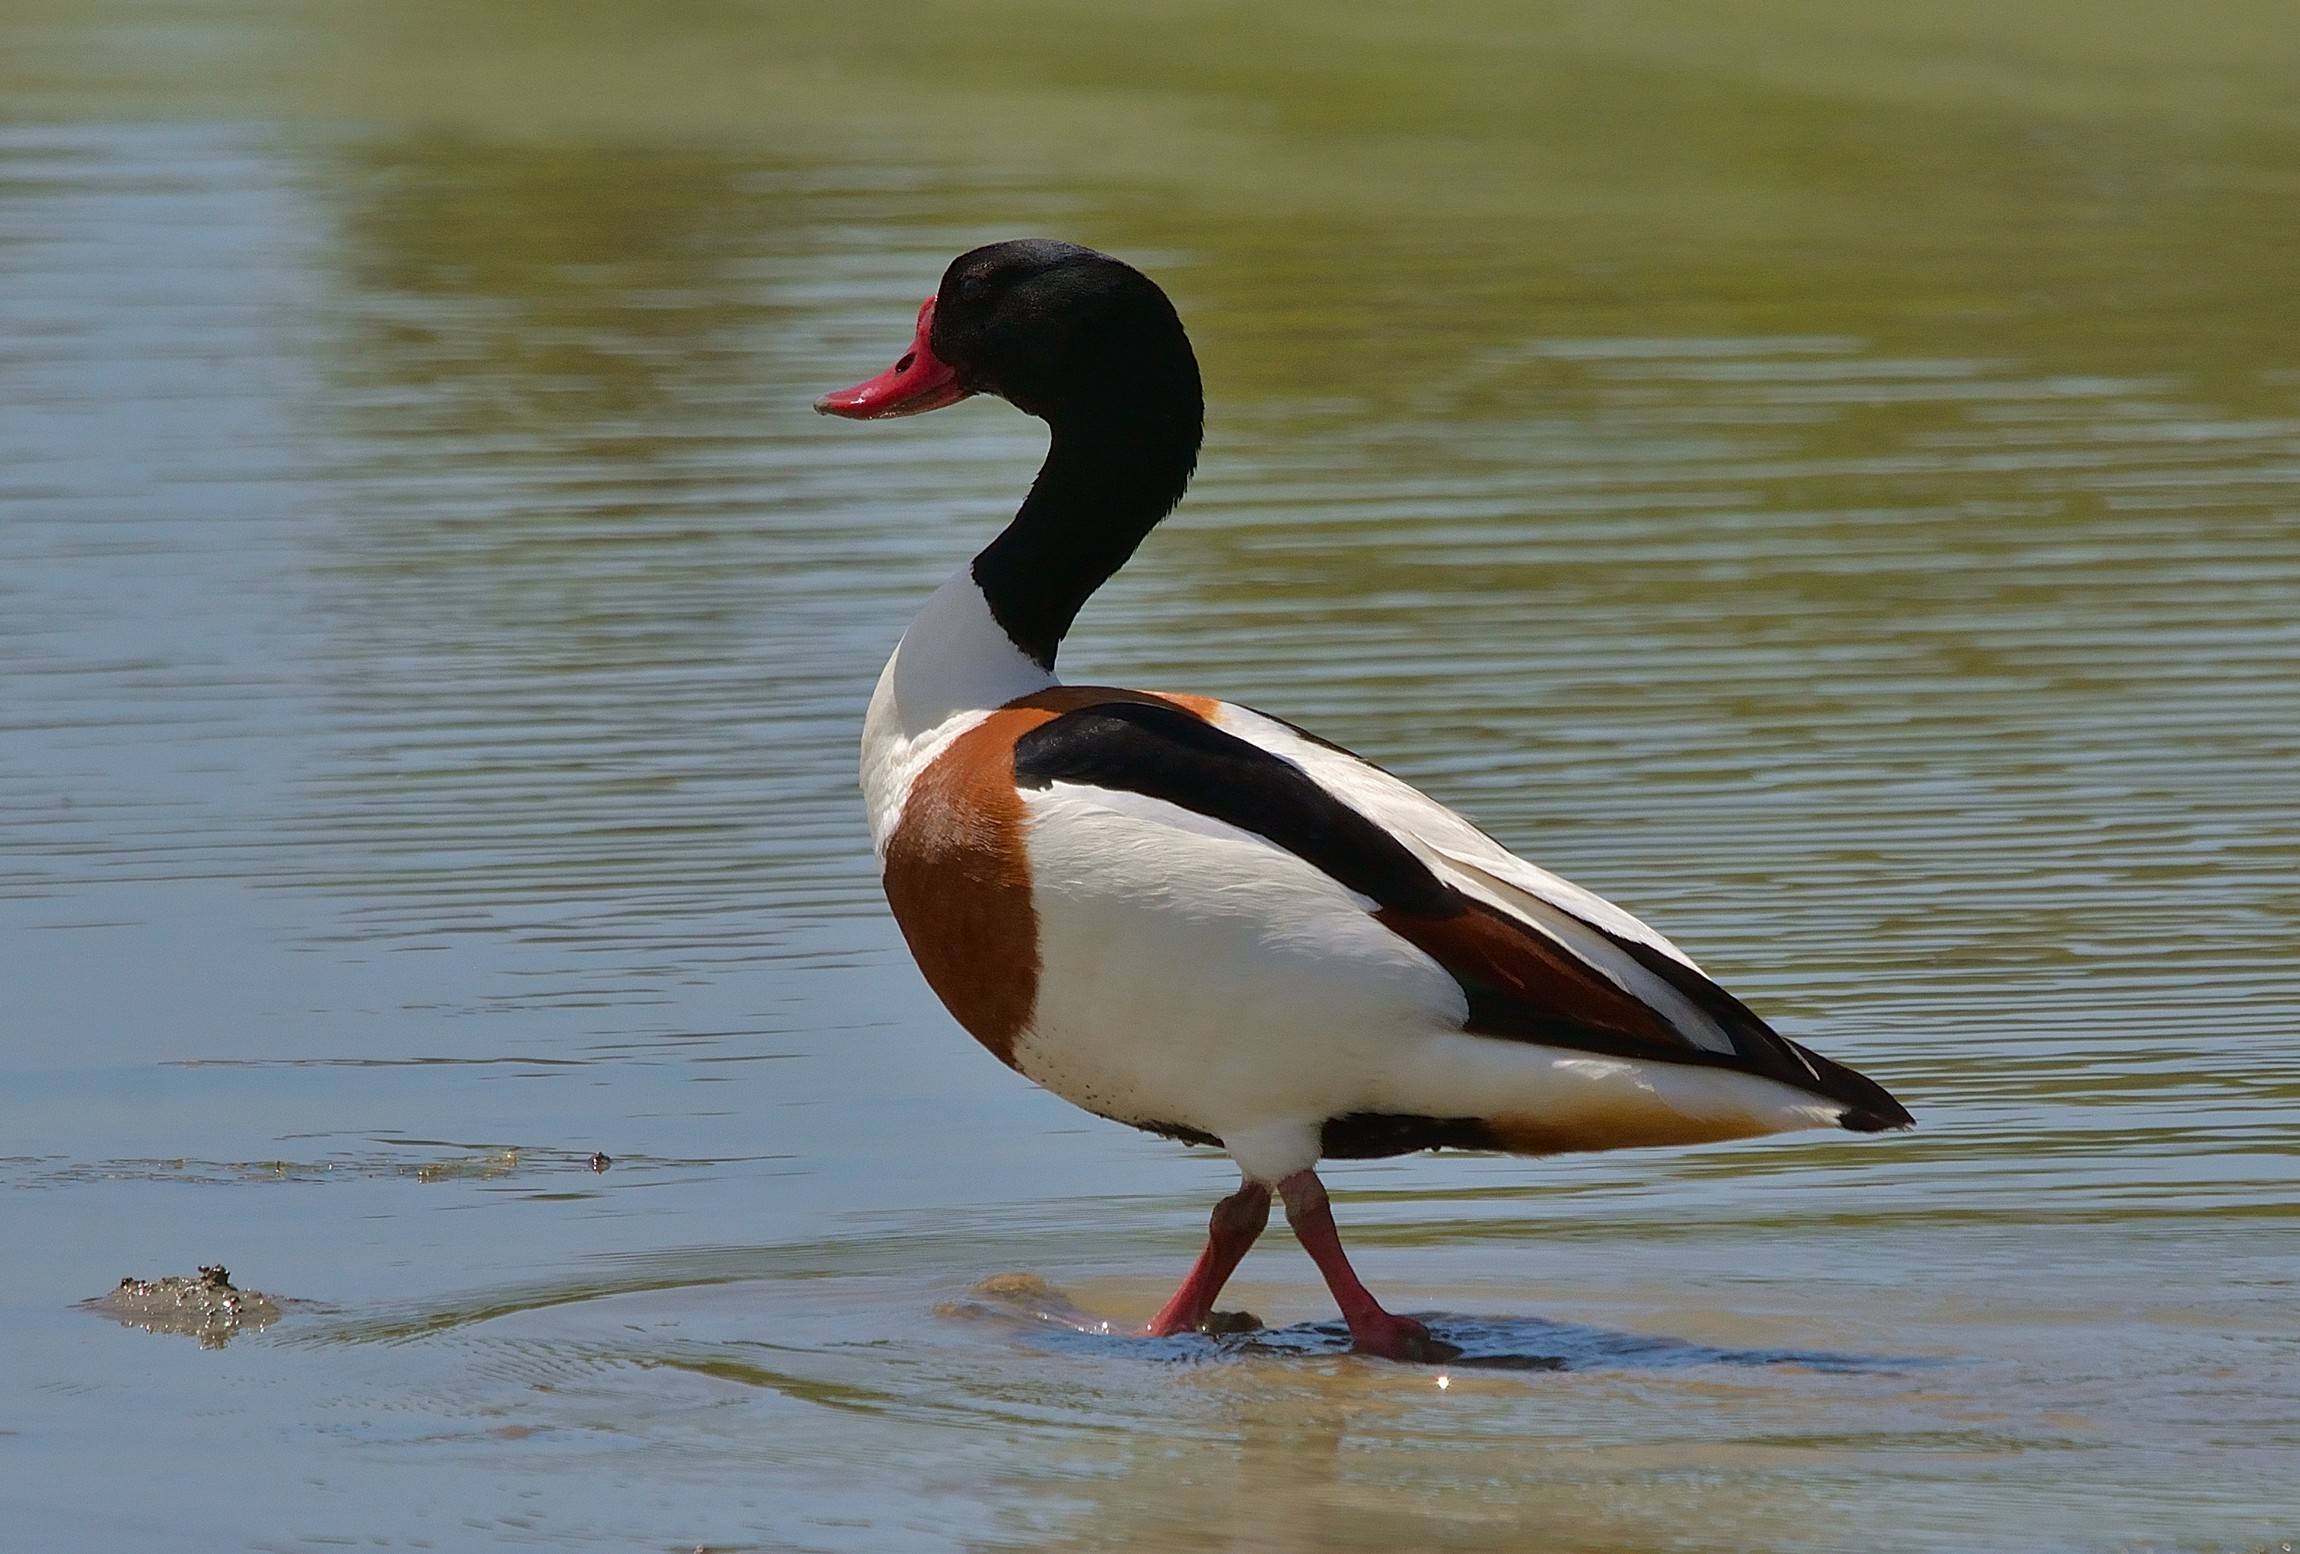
1011, 694, 1910, 1130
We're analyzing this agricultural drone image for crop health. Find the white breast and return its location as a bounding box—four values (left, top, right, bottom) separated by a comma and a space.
860, 571, 1055, 854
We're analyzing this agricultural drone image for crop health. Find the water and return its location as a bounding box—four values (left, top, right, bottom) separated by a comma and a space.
3, 5, 2298, 1549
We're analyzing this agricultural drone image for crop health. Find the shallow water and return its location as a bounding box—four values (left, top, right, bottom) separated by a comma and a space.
3, 4, 2298, 1550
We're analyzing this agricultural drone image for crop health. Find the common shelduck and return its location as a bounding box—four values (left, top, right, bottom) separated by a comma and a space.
820, 240, 1912, 1361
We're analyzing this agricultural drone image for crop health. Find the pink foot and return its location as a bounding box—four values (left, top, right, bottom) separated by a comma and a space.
1278, 1169, 1459, 1363
1144, 1181, 1271, 1337
1341, 1308, 1455, 1363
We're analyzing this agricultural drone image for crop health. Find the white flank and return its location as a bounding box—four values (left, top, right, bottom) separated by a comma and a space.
1013, 776, 1839, 1183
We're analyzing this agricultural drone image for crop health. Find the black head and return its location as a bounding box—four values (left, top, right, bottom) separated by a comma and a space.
817, 240, 1202, 441
816, 241, 1205, 671
927, 240, 1201, 431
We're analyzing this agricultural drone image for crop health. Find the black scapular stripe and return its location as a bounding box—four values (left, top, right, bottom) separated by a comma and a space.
1011, 700, 1459, 917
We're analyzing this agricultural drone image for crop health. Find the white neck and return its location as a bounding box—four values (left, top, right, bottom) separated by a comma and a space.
884, 571, 1056, 732
859, 570, 1059, 854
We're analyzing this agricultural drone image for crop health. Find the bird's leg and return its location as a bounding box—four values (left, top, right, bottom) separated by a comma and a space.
1277, 1169, 1446, 1361
1144, 1179, 1271, 1336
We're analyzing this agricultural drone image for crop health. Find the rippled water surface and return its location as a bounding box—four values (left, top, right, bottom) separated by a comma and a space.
4, 5, 2298, 1550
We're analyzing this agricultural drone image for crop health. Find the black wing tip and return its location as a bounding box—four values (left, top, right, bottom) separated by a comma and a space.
1787, 1039, 1915, 1133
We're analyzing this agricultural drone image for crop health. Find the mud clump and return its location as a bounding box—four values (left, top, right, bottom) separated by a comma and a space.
86, 1264, 281, 1348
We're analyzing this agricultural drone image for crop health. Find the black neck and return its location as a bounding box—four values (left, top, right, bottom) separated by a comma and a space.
972, 405, 1201, 671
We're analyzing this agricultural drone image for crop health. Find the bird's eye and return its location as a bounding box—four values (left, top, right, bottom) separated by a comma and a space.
960, 271, 992, 302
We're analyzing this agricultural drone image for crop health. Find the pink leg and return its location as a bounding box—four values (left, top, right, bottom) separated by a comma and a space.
1278, 1169, 1447, 1361
1144, 1181, 1271, 1336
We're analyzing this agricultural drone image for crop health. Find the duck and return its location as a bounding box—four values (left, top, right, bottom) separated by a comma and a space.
819, 240, 1912, 1362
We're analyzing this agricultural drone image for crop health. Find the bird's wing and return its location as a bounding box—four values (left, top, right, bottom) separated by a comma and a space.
1190, 699, 1909, 1126
1010, 692, 1906, 1130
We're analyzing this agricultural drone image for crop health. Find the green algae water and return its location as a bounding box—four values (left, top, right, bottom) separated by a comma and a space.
3, 3, 2297, 1548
